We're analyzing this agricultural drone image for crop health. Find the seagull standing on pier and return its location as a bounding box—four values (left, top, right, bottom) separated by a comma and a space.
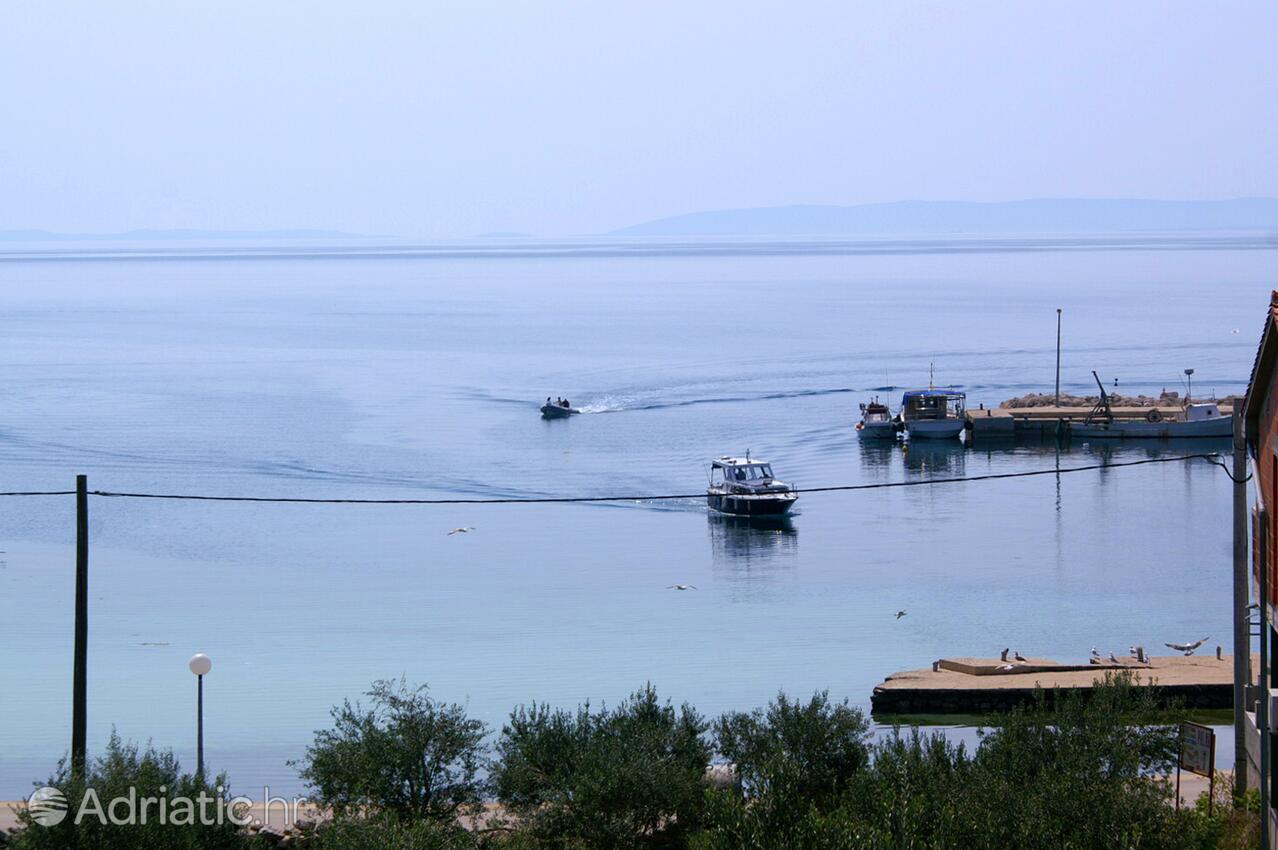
1108, 651, 1120, 664
1090, 647, 1103, 664
1013, 651, 1027, 662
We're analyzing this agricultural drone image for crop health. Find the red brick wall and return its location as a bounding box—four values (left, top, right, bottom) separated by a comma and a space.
1257, 317, 1278, 606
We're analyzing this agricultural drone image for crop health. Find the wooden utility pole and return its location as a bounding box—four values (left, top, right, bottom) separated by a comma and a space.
71, 474, 88, 779
1234, 409, 1250, 796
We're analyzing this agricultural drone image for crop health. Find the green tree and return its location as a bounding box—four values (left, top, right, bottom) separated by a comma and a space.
11, 730, 249, 850
713, 690, 871, 803
493, 684, 710, 850
296, 679, 487, 823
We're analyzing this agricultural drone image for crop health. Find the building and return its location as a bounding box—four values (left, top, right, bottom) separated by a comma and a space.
1243, 290, 1278, 847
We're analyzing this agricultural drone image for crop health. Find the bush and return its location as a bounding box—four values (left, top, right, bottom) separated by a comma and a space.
10, 730, 249, 850
295, 678, 488, 823
307, 814, 478, 850
493, 684, 711, 850
714, 691, 870, 803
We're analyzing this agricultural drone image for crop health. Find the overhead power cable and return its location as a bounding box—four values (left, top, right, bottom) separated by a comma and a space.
0, 452, 1222, 504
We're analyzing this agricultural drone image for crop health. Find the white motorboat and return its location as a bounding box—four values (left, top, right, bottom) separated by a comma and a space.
1069, 370, 1231, 439
856, 398, 898, 439
707, 456, 798, 517
1070, 402, 1231, 439
900, 390, 966, 440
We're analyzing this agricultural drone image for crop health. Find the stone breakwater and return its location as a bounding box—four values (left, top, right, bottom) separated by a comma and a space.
999, 391, 1238, 409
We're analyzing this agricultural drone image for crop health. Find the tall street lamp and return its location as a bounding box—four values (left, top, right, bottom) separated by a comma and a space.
188, 653, 212, 780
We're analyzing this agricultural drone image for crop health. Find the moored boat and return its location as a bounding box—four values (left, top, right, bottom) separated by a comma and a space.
1069, 370, 1230, 439
706, 456, 798, 517
856, 398, 898, 439
1070, 402, 1231, 439
900, 389, 966, 440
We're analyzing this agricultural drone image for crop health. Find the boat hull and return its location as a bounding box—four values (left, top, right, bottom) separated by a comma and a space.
707, 492, 798, 517
857, 421, 898, 440
540, 404, 581, 419
904, 419, 965, 440
1070, 417, 1232, 439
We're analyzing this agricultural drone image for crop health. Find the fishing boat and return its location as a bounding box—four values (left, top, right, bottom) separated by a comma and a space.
706, 456, 798, 517
540, 401, 581, 418
856, 398, 898, 440
900, 389, 966, 440
1069, 371, 1230, 439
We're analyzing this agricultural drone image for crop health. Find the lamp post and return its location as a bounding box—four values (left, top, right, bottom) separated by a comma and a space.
1184, 368, 1194, 404
1054, 308, 1062, 407
188, 653, 212, 779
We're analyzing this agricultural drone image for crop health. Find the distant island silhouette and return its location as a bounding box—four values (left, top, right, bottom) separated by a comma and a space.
0, 228, 377, 241
612, 198, 1278, 237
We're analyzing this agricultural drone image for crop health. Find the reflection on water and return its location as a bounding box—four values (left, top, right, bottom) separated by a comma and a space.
857, 439, 898, 470
902, 439, 967, 475
706, 513, 798, 574
1071, 436, 1232, 461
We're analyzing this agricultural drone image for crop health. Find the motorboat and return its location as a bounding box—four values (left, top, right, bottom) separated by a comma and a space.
706, 456, 798, 517
540, 402, 581, 419
856, 398, 898, 439
1069, 370, 1231, 439
900, 389, 966, 440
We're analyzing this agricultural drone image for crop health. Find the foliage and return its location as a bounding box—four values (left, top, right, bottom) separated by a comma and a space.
10, 730, 249, 850
714, 690, 871, 802
492, 684, 711, 850
1182, 777, 1260, 850
295, 678, 488, 822
308, 814, 478, 850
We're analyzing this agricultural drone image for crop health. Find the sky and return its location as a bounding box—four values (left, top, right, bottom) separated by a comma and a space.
2, 2, 1276, 237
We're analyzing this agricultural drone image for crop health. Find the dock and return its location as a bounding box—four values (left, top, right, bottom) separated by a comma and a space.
965, 403, 1234, 440
870, 654, 1238, 715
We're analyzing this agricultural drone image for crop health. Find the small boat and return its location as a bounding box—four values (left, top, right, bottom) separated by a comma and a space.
856, 398, 898, 439
1069, 370, 1231, 439
900, 389, 966, 440
707, 456, 798, 517
540, 402, 581, 419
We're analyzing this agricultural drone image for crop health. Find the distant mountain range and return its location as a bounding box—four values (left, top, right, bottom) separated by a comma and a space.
0, 228, 373, 241
611, 198, 1278, 237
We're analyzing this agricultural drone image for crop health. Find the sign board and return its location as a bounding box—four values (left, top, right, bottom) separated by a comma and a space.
1178, 722, 1214, 777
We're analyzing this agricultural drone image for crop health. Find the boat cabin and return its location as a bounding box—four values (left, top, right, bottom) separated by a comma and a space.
710, 457, 777, 486
900, 390, 965, 421
1184, 402, 1223, 422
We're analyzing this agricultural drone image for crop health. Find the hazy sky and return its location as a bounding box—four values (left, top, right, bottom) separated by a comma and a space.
3, 2, 1276, 237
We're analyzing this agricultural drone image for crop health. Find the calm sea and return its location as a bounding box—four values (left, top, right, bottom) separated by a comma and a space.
0, 235, 1268, 796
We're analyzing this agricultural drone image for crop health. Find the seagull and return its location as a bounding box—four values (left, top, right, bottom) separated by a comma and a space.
1108, 651, 1120, 664
447, 527, 475, 535
1165, 636, 1210, 656
1232, 329, 1241, 334
1090, 647, 1103, 664
895, 610, 908, 619
1129, 645, 1139, 658
667, 584, 697, 591
1013, 651, 1027, 662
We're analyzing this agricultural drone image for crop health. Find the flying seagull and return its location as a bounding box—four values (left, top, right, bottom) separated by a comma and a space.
447, 527, 476, 535
667, 584, 697, 591
1165, 636, 1210, 656
895, 610, 907, 619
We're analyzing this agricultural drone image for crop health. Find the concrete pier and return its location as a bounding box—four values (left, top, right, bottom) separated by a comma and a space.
870, 654, 1239, 715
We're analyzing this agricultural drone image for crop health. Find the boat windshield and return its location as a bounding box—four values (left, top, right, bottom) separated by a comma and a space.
729, 464, 773, 481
